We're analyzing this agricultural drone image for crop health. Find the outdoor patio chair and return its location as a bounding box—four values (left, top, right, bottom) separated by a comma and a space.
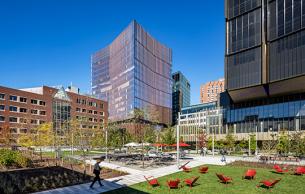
182, 166, 192, 172
273, 165, 289, 173
242, 169, 256, 180
166, 179, 180, 190
144, 176, 160, 187
184, 176, 199, 188
292, 166, 305, 175
216, 173, 233, 184
199, 166, 208, 174
257, 178, 281, 190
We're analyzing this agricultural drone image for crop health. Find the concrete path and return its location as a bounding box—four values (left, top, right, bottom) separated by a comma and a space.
35, 156, 231, 194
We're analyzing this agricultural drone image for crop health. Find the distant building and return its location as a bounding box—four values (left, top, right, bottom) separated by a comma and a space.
0, 85, 108, 145
178, 102, 223, 146
200, 78, 224, 103
91, 20, 172, 130
172, 71, 190, 125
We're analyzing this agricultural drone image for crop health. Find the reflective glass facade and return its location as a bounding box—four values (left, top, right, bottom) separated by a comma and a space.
224, 94, 305, 133
92, 21, 172, 125
172, 71, 191, 125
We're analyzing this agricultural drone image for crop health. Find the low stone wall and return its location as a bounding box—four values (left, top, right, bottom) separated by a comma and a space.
0, 166, 92, 194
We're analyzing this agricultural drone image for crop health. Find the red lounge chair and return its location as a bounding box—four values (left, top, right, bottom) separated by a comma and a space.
166, 179, 180, 190
216, 173, 233, 184
144, 176, 159, 187
293, 166, 305, 175
199, 166, 209, 174
242, 169, 256, 180
257, 179, 281, 190
184, 176, 199, 188
273, 166, 289, 173
182, 166, 192, 172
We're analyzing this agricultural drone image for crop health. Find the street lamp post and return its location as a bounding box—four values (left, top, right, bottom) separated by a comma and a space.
105, 128, 108, 160
176, 112, 180, 168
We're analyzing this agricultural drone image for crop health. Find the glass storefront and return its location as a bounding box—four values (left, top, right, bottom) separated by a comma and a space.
224, 94, 305, 133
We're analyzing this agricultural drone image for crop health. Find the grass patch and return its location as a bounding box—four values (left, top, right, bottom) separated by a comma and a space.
104, 165, 305, 194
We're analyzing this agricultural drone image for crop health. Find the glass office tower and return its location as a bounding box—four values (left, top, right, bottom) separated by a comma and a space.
92, 21, 172, 126
223, 0, 305, 139
172, 71, 191, 125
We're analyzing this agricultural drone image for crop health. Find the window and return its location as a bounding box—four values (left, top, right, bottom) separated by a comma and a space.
31, 99, 38, 104
88, 110, 93, 114
82, 109, 86, 113
100, 103, 104, 109
76, 108, 81, 112
10, 95, 17, 101
20, 128, 27, 133
40, 110, 46, 115
0, 93, 5, 100
89, 118, 93, 122
20, 118, 27, 123
9, 106, 18, 112
39, 101, 46, 106
9, 117, 18, 123
10, 128, 17, 133
40, 120, 45, 124
31, 109, 38, 114
82, 99, 86, 105
100, 112, 104, 116
76, 98, 81, 104
89, 101, 93, 106
0, 116, 4, 122
20, 97, 27, 103
94, 111, 98, 115
0, 105, 4, 111
31, 119, 38, 124
19, 108, 27, 113
100, 119, 104, 123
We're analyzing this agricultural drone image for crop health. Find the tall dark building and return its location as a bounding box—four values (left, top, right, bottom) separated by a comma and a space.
172, 71, 190, 125
224, 0, 305, 140
92, 21, 172, 129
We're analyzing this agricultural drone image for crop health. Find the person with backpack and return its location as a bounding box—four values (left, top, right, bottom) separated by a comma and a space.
90, 158, 104, 189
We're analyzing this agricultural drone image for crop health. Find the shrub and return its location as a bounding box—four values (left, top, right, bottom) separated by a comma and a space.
0, 149, 32, 168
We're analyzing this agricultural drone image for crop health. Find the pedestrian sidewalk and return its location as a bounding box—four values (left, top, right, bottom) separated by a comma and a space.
35, 156, 231, 194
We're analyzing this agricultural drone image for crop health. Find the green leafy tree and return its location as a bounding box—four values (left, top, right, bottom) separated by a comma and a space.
289, 132, 304, 157
239, 138, 248, 149
249, 134, 257, 153
224, 132, 235, 151
276, 131, 289, 155
161, 126, 176, 145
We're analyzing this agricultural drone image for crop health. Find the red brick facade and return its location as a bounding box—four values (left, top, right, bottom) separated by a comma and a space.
200, 79, 225, 103
0, 85, 108, 144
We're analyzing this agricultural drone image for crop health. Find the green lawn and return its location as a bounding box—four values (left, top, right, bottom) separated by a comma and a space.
104, 165, 305, 194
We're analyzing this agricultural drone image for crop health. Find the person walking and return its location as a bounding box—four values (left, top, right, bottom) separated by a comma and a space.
90, 158, 104, 189
220, 148, 226, 163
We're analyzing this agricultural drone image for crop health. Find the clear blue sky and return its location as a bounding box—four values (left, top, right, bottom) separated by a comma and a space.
0, 0, 225, 104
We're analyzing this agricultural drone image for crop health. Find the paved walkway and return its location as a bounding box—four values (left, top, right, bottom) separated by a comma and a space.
35, 156, 231, 194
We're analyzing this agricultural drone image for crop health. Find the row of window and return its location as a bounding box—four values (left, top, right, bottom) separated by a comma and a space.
0, 116, 45, 124
226, 0, 261, 19
0, 127, 28, 134
75, 115, 104, 123
269, 29, 305, 81
0, 105, 46, 115
227, 8, 261, 54
227, 47, 262, 89
76, 98, 104, 109
268, 0, 305, 41
75, 107, 104, 115
0, 93, 46, 106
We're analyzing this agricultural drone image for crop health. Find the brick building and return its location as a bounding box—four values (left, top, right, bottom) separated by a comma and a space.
0, 85, 107, 145
200, 78, 224, 103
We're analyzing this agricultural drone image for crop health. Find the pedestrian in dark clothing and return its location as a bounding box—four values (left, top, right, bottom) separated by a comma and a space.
220, 149, 226, 163
90, 158, 104, 188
